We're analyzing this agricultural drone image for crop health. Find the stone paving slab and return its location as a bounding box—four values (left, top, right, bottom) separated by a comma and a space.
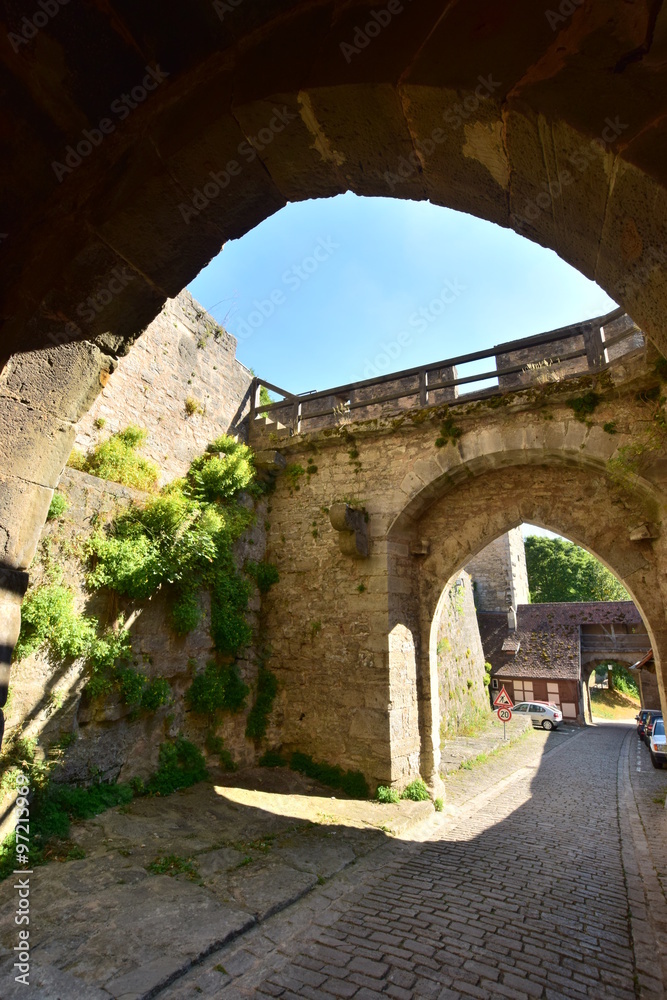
159, 724, 656, 1000
0, 767, 432, 999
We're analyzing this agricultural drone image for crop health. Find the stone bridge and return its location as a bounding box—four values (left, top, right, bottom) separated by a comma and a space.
250, 318, 667, 789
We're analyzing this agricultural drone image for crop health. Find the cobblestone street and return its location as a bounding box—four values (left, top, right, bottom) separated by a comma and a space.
162, 725, 666, 1000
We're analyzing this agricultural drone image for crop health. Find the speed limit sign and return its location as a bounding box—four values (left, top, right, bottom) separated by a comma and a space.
497, 707, 512, 723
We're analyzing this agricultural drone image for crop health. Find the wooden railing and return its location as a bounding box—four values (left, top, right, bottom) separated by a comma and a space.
580, 633, 651, 653
249, 307, 643, 438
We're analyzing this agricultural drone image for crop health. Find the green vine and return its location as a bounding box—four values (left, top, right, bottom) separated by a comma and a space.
245, 664, 278, 740
434, 408, 463, 448
567, 391, 600, 422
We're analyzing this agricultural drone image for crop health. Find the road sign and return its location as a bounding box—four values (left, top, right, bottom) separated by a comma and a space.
497, 707, 512, 723
493, 685, 513, 708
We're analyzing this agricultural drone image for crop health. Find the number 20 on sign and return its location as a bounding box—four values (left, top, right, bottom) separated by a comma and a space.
497, 705, 512, 739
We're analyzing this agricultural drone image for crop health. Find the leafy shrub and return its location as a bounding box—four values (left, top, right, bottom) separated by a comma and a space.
204, 733, 236, 771
290, 752, 369, 799
0, 779, 134, 881
87, 492, 220, 600
434, 797, 444, 812
140, 677, 171, 712
245, 666, 278, 739
259, 750, 287, 768
14, 585, 97, 662
189, 436, 255, 500
401, 778, 430, 802
187, 661, 249, 715
210, 566, 252, 655
285, 464, 306, 490
88, 441, 257, 658
145, 737, 208, 796
86, 626, 132, 698
82, 425, 159, 490
116, 669, 171, 711
171, 590, 201, 634
568, 391, 600, 421
610, 662, 639, 699
376, 785, 400, 804
67, 448, 87, 471
184, 396, 204, 417
47, 492, 68, 520
245, 560, 280, 594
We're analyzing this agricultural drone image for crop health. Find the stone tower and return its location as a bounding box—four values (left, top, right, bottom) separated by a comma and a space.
465, 528, 530, 612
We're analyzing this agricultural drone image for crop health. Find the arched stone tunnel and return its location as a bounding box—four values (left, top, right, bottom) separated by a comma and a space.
2, 1, 667, 768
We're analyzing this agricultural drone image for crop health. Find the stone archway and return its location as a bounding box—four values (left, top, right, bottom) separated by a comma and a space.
386, 457, 667, 784
2, 1, 667, 588
3, 1, 667, 765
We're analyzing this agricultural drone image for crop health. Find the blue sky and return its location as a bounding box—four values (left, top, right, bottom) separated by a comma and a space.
188, 193, 615, 544
188, 192, 616, 396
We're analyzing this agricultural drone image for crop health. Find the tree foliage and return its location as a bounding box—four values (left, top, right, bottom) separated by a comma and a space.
524, 536, 630, 604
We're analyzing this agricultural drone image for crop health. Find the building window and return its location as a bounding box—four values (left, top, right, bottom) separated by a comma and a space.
513, 681, 533, 703
547, 682, 560, 706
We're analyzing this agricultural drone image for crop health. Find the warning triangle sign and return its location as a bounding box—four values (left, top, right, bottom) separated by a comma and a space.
493, 685, 514, 708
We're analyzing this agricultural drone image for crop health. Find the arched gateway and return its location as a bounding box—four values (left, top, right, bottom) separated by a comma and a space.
249, 333, 667, 788
2, 3, 667, 779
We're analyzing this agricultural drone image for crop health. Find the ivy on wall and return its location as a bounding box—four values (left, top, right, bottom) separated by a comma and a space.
13, 430, 280, 731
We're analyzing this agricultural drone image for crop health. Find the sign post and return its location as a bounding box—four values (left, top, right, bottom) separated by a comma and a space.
493, 686, 514, 740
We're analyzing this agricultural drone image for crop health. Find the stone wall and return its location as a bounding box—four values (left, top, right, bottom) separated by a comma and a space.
251, 348, 667, 789
638, 669, 660, 709
75, 291, 254, 484
4, 468, 268, 795
433, 571, 489, 739
466, 528, 530, 612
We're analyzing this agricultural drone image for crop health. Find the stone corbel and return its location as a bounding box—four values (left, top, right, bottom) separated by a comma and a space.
329, 502, 369, 558
628, 522, 660, 541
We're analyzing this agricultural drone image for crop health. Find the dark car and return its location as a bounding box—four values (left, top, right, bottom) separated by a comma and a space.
643, 710, 663, 747
637, 708, 660, 739
636, 709, 652, 734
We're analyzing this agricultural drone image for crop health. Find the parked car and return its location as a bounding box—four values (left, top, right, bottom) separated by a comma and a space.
649, 718, 667, 769
643, 710, 663, 747
512, 702, 563, 730
636, 709, 653, 735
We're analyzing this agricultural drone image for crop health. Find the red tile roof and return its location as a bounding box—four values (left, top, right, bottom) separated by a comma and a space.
478, 601, 644, 681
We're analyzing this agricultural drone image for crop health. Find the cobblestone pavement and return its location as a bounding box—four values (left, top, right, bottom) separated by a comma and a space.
160, 724, 665, 1000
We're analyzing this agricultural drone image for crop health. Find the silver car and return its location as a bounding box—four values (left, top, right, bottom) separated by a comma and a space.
512, 701, 563, 731
649, 718, 667, 769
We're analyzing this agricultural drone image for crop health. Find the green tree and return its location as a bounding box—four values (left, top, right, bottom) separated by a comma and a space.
524, 536, 630, 603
